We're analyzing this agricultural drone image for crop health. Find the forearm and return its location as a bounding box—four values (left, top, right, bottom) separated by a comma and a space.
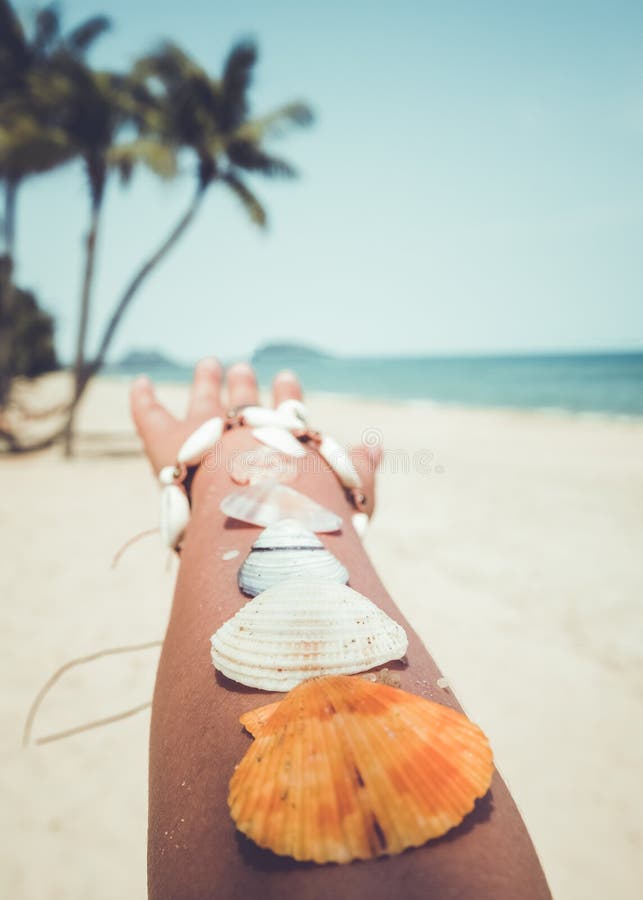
148, 433, 551, 900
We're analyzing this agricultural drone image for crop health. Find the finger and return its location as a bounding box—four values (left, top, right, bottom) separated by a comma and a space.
350, 443, 383, 518
130, 376, 177, 472
226, 362, 259, 410
187, 357, 223, 421
271, 369, 303, 407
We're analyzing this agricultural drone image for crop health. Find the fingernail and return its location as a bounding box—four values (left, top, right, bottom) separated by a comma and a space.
132, 374, 152, 389
198, 356, 220, 372
227, 361, 254, 375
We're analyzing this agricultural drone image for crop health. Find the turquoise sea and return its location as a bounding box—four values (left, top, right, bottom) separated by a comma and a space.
108, 350, 643, 418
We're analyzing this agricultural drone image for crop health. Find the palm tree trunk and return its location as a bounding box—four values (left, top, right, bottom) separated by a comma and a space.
90, 185, 206, 376
3, 179, 18, 258
63, 203, 101, 457
0, 179, 19, 409
61, 184, 206, 454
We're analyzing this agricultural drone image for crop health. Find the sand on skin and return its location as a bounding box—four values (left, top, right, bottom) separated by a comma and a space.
0, 374, 642, 900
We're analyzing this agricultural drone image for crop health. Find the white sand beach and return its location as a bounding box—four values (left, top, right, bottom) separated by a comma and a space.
1, 374, 642, 899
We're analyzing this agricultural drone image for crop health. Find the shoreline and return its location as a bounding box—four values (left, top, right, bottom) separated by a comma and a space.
91, 371, 643, 425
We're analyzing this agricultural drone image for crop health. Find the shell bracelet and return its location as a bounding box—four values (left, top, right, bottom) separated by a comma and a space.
158, 399, 370, 551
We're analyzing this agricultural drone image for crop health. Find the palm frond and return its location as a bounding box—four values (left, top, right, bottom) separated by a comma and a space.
238, 102, 314, 141
108, 139, 177, 184
134, 42, 207, 86
0, 0, 29, 75
220, 40, 257, 131
32, 5, 61, 58
226, 139, 297, 177
0, 116, 73, 177
65, 16, 111, 57
221, 171, 266, 227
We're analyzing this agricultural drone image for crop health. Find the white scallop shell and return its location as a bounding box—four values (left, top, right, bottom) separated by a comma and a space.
220, 483, 342, 533
352, 512, 369, 539
159, 484, 190, 548
241, 406, 301, 430
318, 435, 362, 489
177, 416, 223, 465
252, 426, 306, 459
276, 399, 310, 427
238, 519, 349, 597
210, 580, 408, 691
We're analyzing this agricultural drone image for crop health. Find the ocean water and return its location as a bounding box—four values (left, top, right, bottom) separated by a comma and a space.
108, 351, 643, 417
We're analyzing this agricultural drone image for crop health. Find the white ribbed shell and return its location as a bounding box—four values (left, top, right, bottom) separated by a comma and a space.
159, 484, 190, 548
177, 416, 223, 465
241, 406, 301, 430
220, 483, 342, 533
238, 519, 349, 597
276, 399, 310, 427
352, 512, 369, 539
252, 426, 306, 458
210, 581, 408, 691
318, 435, 362, 489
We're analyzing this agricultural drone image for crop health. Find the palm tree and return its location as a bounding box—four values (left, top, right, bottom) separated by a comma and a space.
50, 60, 176, 454
0, 1, 110, 412
60, 39, 313, 453
0, 1, 110, 259
0, 20, 313, 454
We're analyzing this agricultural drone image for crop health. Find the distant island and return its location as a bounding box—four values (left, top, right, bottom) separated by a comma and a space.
251, 343, 331, 365
116, 348, 181, 369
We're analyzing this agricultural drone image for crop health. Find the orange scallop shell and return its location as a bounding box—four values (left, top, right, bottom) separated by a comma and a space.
229, 675, 493, 863
239, 700, 281, 738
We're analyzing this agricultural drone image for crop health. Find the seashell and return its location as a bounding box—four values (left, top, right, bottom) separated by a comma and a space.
276, 399, 310, 428
177, 416, 223, 465
252, 426, 306, 459
240, 700, 281, 738
352, 512, 369, 539
238, 519, 349, 597
220, 482, 342, 533
158, 465, 178, 486
241, 406, 301, 430
229, 675, 493, 863
230, 446, 298, 486
318, 435, 362, 489
159, 484, 190, 548
239, 668, 403, 736
210, 581, 407, 691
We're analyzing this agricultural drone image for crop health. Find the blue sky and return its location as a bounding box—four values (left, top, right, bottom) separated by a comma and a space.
13, 0, 643, 361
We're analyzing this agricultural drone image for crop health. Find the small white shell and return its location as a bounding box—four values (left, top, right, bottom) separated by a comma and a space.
241, 406, 301, 430
238, 519, 349, 596
220, 483, 342, 533
352, 512, 369, 539
318, 435, 362, 489
159, 484, 190, 549
277, 399, 310, 427
210, 580, 408, 691
177, 416, 223, 465
252, 426, 306, 459
158, 465, 177, 486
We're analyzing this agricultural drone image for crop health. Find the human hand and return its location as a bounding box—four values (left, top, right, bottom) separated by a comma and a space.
130, 359, 381, 516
